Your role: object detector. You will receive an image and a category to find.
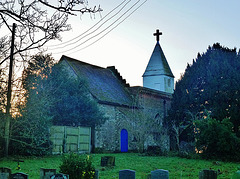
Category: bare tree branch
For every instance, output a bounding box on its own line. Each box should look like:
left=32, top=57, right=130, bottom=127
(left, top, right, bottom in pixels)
left=0, top=0, right=102, bottom=156
left=0, top=0, right=102, bottom=65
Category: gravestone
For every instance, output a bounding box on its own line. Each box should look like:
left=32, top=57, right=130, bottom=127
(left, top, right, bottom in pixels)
left=151, top=169, right=169, bottom=179
left=50, top=173, right=69, bottom=179
left=199, top=170, right=217, bottom=179
left=95, top=169, right=99, bottom=179
left=40, top=168, right=57, bottom=179
left=11, top=172, right=28, bottom=179
left=119, top=169, right=136, bottom=179
left=0, top=167, right=11, bottom=179
left=100, top=156, right=115, bottom=167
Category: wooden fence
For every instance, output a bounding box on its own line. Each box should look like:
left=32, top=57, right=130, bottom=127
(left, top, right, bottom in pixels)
left=50, top=126, right=91, bottom=154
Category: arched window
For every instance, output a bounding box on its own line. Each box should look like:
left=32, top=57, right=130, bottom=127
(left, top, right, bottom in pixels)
left=168, top=78, right=171, bottom=87
left=155, top=113, right=162, bottom=126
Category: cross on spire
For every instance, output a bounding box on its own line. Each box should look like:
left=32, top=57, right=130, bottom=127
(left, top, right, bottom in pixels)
left=153, top=29, right=162, bottom=42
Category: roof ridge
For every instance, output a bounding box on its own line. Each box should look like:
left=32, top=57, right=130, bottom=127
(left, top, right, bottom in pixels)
left=61, top=55, right=105, bottom=70
left=60, top=55, right=133, bottom=107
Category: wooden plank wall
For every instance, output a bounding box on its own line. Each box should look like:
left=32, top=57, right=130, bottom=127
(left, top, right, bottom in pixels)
left=50, top=126, right=91, bottom=154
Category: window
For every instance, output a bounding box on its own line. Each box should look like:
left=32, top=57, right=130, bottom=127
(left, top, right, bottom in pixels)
left=155, top=113, right=162, bottom=126
left=168, top=79, right=171, bottom=87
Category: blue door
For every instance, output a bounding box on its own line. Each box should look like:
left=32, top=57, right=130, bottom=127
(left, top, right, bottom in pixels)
left=121, top=129, right=128, bottom=152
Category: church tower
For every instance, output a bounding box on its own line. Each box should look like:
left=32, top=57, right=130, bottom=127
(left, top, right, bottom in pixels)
left=143, top=30, right=174, bottom=94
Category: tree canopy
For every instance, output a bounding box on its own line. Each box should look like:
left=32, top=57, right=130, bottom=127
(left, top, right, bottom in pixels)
left=0, top=0, right=102, bottom=156
left=194, top=116, right=240, bottom=161
left=9, top=54, right=106, bottom=155
left=168, top=43, right=240, bottom=159
left=170, top=43, right=240, bottom=131
left=0, top=0, right=101, bottom=64
left=9, top=54, right=54, bottom=155
left=48, top=62, right=106, bottom=127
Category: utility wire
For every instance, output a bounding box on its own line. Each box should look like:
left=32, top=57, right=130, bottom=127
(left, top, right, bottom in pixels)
left=47, top=0, right=130, bottom=49
left=0, top=1, right=129, bottom=65
left=52, top=0, right=143, bottom=55
left=66, top=0, right=148, bottom=54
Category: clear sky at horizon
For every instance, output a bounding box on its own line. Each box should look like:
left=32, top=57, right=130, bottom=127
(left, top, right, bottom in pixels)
left=48, top=0, right=240, bottom=87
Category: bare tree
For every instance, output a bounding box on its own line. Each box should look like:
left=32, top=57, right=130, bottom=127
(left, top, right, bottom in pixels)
left=0, top=0, right=102, bottom=64
left=169, top=111, right=199, bottom=151
left=129, top=109, right=166, bottom=153
left=0, top=0, right=102, bottom=156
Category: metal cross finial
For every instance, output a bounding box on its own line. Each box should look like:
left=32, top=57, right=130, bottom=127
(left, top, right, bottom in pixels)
left=153, top=29, right=162, bottom=42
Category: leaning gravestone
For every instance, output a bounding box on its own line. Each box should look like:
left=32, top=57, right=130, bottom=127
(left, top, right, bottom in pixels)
left=119, top=169, right=136, bottom=179
left=0, top=167, right=11, bottom=179
left=100, top=156, right=115, bottom=167
left=50, top=173, right=69, bottom=179
left=151, top=169, right=169, bottom=179
left=11, top=172, right=28, bottom=179
left=199, top=169, right=217, bottom=179
left=40, top=168, right=57, bottom=179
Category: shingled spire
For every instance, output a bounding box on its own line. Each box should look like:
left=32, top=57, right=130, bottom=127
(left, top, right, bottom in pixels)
left=143, top=30, right=174, bottom=93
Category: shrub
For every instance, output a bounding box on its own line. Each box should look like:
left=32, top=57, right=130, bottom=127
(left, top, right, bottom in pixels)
left=145, top=146, right=167, bottom=156
left=59, top=153, right=96, bottom=179
left=195, top=117, right=240, bottom=161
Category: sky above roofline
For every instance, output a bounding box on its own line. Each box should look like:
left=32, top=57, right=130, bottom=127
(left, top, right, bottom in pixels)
left=47, top=0, right=240, bottom=87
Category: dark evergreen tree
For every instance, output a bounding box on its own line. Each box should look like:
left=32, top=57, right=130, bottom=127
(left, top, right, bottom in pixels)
left=168, top=43, right=240, bottom=156
left=11, top=54, right=54, bottom=155
left=48, top=63, right=106, bottom=127
left=44, top=61, right=106, bottom=153
left=12, top=54, right=105, bottom=155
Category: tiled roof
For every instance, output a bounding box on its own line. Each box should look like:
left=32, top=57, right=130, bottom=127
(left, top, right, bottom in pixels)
left=60, top=55, right=133, bottom=107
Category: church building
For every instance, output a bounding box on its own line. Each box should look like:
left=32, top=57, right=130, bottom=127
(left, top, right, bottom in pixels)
left=59, top=30, right=174, bottom=152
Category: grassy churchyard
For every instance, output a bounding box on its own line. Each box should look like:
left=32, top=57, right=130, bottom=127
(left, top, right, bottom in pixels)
left=0, top=153, right=239, bottom=178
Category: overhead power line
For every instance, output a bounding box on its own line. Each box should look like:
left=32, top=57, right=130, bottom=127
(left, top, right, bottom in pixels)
left=47, top=0, right=130, bottom=50
left=51, top=0, right=141, bottom=54
left=50, top=0, right=147, bottom=55
left=68, top=0, right=148, bottom=54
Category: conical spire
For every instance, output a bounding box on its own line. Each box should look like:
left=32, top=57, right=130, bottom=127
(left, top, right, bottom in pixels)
left=142, top=30, right=174, bottom=93
left=143, top=42, right=174, bottom=78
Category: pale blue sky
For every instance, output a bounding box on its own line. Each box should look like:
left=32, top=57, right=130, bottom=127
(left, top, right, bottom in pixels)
left=49, top=0, right=240, bottom=86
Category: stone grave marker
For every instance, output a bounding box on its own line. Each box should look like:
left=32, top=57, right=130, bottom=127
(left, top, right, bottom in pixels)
left=40, top=168, right=57, bottom=179
left=119, top=169, right=136, bottom=179
left=100, top=156, right=115, bottom=167
left=95, top=169, right=99, bottom=179
left=0, top=167, right=11, bottom=179
left=199, top=169, right=217, bottom=179
left=11, top=172, right=28, bottom=179
left=151, top=169, right=169, bottom=179
left=50, top=173, right=69, bottom=179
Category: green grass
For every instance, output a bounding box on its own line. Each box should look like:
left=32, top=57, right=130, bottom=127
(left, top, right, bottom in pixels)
left=0, top=153, right=239, bottom=178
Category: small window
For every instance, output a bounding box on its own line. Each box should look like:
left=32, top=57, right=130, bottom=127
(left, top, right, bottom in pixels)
left=155, top=113, right=162, bottom=126
left=168, top=79, right=171, bottom=87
